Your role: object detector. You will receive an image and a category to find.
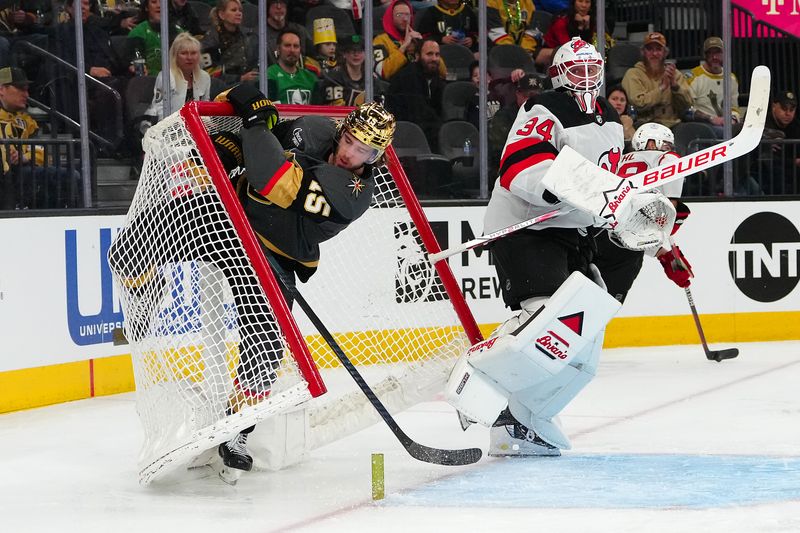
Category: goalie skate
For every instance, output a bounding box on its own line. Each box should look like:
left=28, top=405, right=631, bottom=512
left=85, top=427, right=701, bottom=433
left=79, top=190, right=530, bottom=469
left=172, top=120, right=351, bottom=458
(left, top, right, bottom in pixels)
left=489, top=423, right=561, bottom=457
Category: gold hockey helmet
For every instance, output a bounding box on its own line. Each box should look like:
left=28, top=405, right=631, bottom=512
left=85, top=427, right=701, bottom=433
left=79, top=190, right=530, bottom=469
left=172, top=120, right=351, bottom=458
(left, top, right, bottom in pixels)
left=340, top=101, right=396, bottom=162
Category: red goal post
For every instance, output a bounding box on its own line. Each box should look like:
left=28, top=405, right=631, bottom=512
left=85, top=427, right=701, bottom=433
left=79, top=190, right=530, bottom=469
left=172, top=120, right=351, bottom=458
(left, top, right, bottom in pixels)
left=112, top=101, right=482, bottom=484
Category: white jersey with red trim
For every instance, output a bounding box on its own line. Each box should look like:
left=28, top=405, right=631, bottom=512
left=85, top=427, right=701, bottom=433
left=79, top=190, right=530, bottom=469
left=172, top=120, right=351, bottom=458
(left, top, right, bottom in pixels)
left=484, top=90, right=624, bottom=234
left=616, top=150, right=683, bottom=198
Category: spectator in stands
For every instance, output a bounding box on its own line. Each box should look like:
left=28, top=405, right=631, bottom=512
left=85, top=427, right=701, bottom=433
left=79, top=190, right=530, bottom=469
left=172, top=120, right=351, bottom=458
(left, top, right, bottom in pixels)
left=128, top=0, right=186, bottom=76
left=142, top=33, right=210, bottom=127
left=267, top=28, right=319, bottom=104
left=386, top=37, right=445, bottom=150
left=52, top=0, right=132, bottom=147
left=373, top=0, right=423, bottom=80
left=304, top=17, right=339, bottom=79
left=416, top=0, right=479, bottom=54
left=534, top=0, right=569, bottom=12
left=170, top=0, right=204, bottom=36
left=325, top=0, right=364, bottom=33
left=683, top=36, right=741, bottom=137
left=606, top=84, right=635, bottom=141
left=759, top=90, right=800, bottom=195
left=319, top=34, right=387, bottom=106
left=92, top=0, right=138, bottom=37
left=201, top=0, right=258, bottom=86
left=0, top=0, right=49, bottom=83
left=487, top=73, right=541, bottom=176
left=621, top=32, right=692, bottom=129
left=487, top=0, right=540, bottom=60
left=464, top=60, right=502, bottom=129
left=0, top=67, right=80, bottom=209
left=287, top=0, right=321, bottom=26
left=536, top=0, right=612, bottom=68
left=266, top=0, right=308, bottom=63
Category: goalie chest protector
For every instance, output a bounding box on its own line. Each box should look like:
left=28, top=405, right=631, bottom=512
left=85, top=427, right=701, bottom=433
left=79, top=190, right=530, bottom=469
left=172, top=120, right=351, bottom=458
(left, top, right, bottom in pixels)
left=522, top=90, right=624, bottom=174
left=486, top=90, right=624, bottom=233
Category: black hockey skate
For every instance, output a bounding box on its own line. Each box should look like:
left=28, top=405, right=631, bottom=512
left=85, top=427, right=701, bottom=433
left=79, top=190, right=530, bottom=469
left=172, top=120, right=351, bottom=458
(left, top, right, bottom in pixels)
left=217, top=429, right=253, bottom=484
left=489, top=408, right=560, bottom=457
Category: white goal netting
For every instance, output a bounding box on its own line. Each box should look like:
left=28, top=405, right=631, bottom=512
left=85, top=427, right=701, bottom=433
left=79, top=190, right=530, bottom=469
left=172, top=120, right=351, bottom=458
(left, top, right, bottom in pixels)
left=109, top=103, right=478, bottom=484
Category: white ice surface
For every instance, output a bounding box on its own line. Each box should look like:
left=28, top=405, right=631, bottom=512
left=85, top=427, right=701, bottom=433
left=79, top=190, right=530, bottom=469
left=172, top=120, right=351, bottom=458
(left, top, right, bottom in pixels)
left=2, top=341, right=800, bottom=533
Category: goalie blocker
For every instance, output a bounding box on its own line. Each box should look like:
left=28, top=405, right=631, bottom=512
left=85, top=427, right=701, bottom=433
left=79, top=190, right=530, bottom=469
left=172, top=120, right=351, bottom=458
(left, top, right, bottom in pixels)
left=445, top=271, right=620, bottom=449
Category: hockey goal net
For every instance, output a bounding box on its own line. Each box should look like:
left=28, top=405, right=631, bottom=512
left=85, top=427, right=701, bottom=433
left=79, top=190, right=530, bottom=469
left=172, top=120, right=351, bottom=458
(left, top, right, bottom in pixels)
left=110, top=102, right=481, bottom=484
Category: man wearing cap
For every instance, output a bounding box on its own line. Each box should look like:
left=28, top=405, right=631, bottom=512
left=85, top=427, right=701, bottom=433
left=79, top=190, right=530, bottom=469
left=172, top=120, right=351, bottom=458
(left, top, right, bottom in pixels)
left=760, top=90, right=800, bottom=194
left=684, top=36, right=741, bottom=135
left=621, top=32, right=693, bottom=128
left=320, top=35, right=388, bottom=106
left=0, top=67, right=79, bottom=209
left=305, top=17, right=338, bottom=79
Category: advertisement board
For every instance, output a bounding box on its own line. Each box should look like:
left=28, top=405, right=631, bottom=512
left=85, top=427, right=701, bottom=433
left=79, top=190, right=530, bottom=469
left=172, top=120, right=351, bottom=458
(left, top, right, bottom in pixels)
left=1, top=201, right=799, bottom=376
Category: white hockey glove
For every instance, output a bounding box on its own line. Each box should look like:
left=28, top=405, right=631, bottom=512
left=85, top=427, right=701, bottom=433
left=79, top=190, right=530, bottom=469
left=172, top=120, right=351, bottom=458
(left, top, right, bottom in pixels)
left=609, top=190, right=676, bottom=251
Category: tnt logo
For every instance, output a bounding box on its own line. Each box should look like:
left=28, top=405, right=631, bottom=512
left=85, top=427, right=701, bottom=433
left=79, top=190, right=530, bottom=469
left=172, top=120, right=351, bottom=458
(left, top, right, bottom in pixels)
left=728, top=212, right=800, bottom=302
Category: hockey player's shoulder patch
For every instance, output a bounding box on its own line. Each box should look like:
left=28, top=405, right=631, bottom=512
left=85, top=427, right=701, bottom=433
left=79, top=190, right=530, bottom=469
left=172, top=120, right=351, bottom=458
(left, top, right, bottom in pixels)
left=274, top=116, right=336, bottom=160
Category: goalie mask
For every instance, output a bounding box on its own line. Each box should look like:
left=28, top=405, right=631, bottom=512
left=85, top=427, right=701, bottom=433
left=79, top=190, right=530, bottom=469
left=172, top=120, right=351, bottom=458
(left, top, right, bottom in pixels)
left=338, top=101, right=396, bottom=163
left=548, top=38, right=605, bottom=114
left=631, top=122, right=675, bottom=152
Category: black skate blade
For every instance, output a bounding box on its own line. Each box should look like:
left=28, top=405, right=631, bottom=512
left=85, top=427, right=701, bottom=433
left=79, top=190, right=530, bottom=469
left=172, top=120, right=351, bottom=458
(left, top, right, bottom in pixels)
left=708, top=348, right=739, bottom=362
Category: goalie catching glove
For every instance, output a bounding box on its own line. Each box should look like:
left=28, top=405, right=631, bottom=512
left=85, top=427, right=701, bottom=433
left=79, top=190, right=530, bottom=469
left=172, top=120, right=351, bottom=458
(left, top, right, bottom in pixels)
left=609, top=190, right=676, bottom=251
left=658, top=244, right=693, bottom=288
left=217, top=84, right=279, bottom=130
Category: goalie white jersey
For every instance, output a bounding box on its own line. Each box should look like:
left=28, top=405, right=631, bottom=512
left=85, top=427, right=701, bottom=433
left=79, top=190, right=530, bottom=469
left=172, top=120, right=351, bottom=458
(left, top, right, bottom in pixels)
left=484, top=90, right=624, bottom=234
left=616, top=150, right=684, bottom=198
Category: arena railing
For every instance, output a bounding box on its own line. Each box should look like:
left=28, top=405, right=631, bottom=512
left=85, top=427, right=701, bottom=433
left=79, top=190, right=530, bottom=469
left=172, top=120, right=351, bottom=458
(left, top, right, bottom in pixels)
left=0, top=138, right=91, bottom=211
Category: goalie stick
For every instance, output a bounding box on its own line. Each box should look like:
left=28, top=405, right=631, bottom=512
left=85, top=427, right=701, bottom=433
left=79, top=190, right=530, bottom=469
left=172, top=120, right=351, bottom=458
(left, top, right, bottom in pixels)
left=430, top=65, right=771, bottom=263
left=265, top=254, right=483, bottom=467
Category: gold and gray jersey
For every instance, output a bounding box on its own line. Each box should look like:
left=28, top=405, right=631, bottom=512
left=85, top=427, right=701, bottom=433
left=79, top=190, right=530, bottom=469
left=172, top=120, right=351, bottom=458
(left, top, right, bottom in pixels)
left=484, top=90, right=624, bottom=234
left=239, top=119, right=374, bottom=278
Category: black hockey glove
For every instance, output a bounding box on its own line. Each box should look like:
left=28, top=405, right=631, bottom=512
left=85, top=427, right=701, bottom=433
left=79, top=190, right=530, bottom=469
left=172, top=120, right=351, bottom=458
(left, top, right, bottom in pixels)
left=224, top=84, right=279, bottom=129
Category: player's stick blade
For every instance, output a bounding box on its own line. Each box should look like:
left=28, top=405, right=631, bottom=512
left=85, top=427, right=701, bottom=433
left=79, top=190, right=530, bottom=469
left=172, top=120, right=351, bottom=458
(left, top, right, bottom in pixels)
left=406, top=442, right=482, bottom=466
left=708, top=348, right=739, bottom=362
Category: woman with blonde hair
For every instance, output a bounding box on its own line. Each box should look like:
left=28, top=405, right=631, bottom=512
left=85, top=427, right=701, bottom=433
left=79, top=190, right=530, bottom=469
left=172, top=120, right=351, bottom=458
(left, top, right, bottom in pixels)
left=143, top=33, right=211, bottom=126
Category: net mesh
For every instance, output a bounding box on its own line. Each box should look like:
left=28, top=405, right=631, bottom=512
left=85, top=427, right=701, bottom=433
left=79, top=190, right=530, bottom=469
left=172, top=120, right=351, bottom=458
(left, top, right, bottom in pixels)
left=110, top=106, right=473, bottom=483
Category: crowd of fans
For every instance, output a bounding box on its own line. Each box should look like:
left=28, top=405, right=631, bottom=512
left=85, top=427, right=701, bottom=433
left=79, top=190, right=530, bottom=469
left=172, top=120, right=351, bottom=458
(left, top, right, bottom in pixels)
left=0, top=0, right=797, bottom=208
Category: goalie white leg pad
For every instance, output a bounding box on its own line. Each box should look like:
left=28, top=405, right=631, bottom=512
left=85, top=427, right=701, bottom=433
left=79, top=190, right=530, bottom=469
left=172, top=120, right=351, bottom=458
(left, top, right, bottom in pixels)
left=508, top=329, right=606, bottom=450
left=444, top=350, right=511, bottom=427
left=445, top=272, right=619, bottom=427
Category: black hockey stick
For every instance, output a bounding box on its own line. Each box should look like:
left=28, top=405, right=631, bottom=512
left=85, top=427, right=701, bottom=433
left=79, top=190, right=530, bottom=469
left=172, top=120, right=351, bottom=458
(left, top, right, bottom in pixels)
left=265, top=254, right=482, bottom=466
left=685, top=286, right=739, bottom=362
